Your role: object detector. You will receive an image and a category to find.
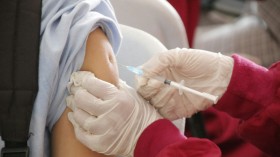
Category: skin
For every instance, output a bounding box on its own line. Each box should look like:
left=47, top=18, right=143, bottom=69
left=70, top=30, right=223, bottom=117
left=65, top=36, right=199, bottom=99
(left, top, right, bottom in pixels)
left=51, top=28, right=118, bottom=157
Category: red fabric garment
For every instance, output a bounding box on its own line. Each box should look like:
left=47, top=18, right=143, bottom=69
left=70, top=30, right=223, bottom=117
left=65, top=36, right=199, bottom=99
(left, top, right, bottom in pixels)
left=134, top=119, right=221, bottom=157
left=215, top=55, right=280, bottom=157
left=200, top=108, right=270, bottom=157
left=167, top=0, right=200, bottom=48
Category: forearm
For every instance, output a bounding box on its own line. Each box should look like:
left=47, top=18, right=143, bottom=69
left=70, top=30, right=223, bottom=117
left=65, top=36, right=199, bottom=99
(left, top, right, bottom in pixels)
left=215, top=55, right=280, bottom=156
left=52, top=28, right=118, bottom=157
left=215, top=54, right=280, bottom=120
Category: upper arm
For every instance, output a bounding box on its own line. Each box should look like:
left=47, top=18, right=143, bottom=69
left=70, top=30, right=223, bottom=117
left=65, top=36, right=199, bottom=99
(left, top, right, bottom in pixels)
left=80, top=28, right=119, bottom=85
left=51, top=28, right=118, bottom=157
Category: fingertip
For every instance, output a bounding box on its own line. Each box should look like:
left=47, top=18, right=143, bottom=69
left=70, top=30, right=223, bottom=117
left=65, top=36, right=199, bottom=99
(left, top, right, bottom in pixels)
left=68, top=112, right=73, bottom=121
left=66, top=95, right=76, bottom=111
left=68, top=112, right=78, bottom=128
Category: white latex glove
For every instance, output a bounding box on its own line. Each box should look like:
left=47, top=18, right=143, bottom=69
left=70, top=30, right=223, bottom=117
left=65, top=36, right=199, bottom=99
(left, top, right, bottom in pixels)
left=137, top=48, right=233, bottom=120
left=66, top=71, right=162, bottom=157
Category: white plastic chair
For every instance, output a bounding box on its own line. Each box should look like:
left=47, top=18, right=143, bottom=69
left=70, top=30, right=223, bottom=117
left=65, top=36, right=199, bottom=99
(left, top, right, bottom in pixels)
left=116, top=24, right=185, bottom=133
left=111, top=0, right=189, bottom=49
left=116, top=25, right=166, bottom=86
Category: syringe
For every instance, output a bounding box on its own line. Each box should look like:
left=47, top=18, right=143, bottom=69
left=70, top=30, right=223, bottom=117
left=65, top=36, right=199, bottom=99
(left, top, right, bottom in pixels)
left=122, top=65, right=218, bottom=104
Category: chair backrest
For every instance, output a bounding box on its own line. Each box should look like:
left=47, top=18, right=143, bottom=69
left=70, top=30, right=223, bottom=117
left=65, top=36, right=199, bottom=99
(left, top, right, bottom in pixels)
left=116, top=24, right=186, bottom=133
left=116, top=25, right=166, bottom=86
left=111, top=0, right=189, bottom=49
left=0, top=0, right=41, bottom=155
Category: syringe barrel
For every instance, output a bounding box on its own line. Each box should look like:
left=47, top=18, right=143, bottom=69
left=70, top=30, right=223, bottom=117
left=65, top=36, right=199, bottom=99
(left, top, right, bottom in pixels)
left=170, top=81, right=218, bottom=104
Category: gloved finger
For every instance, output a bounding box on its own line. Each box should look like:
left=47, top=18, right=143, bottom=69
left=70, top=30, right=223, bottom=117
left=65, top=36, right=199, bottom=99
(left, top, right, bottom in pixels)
left=72, top=108, right=115, bottom=135
left=137, top=77, right=164, bottom=100
left=68, top=71, right=93, bottom=94
left=141, top=48, right=180, bottom=78
left=71, top=108, right=96, bottom=131
left=150, top=86, right=177, bottom=108
left=68, top=113, right=101, bottom=151
left=73, top=88, right=115, bottom=116
left=68, top=112, right=83, bottom=130
left=66, top=95, right=76, bottom=111
left=157, top=98, right=181, bottom=120
left=69, top=71, right=118, bottom=100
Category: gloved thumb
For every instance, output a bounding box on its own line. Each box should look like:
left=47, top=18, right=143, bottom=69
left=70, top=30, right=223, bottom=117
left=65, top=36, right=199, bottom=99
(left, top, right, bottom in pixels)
left=136, top=48, right=180, bottom=97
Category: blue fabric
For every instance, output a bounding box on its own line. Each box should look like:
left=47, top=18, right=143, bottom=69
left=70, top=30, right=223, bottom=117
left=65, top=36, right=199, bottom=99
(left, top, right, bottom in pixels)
left=27, top=0, right=122, bottom=156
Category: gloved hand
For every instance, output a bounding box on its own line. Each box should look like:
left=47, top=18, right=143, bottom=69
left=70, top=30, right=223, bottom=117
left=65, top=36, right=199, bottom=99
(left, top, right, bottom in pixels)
left=66, top=71, right=162, bottom=157
left=137, top=48, right=234, bottom=120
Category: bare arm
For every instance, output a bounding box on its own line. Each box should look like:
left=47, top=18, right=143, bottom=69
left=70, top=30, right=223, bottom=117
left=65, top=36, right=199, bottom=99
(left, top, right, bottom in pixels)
left=51, top=28, right=118, bottom=157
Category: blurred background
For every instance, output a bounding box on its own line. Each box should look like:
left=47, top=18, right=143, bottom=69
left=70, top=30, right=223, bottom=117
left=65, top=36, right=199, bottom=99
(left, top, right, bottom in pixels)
left=168, top=0, right=280, bottom=68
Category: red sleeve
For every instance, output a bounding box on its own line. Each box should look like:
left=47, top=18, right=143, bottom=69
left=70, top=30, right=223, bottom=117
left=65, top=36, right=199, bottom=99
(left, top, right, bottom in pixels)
left=215, top=54, right=280, bottom=156
left=134, top=119, right=221, bottom=157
